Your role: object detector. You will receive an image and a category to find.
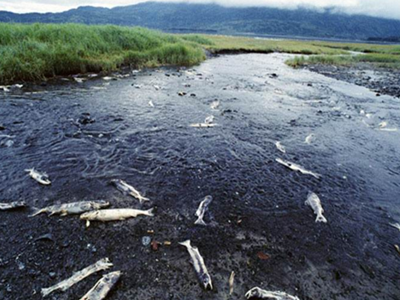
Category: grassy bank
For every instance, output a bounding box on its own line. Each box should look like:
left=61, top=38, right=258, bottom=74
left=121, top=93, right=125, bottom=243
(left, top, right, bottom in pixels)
left=0, top=23, right=206, bottom=84
left=192, top=34, right=400, bottom=69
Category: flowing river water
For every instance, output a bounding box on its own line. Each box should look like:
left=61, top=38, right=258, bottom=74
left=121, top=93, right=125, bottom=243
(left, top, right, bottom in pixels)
left=0, top=53, right=399, bottom=299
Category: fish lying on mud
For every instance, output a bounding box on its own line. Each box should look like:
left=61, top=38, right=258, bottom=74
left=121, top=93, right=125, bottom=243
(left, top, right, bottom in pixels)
left=80, top=208, right=154, bottom=227
left=111, top=179, right=150, bottom=203
left=195, top=195, right=213, bottom=226
left=0, top=201, right=26, bottom=210
left=31, top=201, right=110, bottom=217
left=42, top=258, right=113, bottom=297
left=25, top=168, right=51, bottom=185
left=276, top=158, right=321, bottom=179
left=305, top=134, right=315, bottom=144
left=305, top=192, right=327, bottom=223
left=229, top=271, right=235, bottom=295
left=179, top=240, right=213, bottom=290
left=390, top=223, right=400, bottom=231
left=245, top=287, right=300, bottom=300
left=80, top=271, right=121, bottom=300
left=275, top=142, right=286, bottom=154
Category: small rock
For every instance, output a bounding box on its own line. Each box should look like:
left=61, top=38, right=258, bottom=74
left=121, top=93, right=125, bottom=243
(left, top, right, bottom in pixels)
left=49, top=272, right=56, bottom=279
left=178, top=92, right=187, bottom=96
left=0, top=125, right=5, bottom=131
left=151, top=241, right=160, bottom=251
left=142, top=236, right=151, bottom=246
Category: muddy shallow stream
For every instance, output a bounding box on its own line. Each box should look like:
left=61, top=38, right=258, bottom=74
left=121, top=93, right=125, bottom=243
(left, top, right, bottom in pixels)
left=0, top=53, right=399, bottom=300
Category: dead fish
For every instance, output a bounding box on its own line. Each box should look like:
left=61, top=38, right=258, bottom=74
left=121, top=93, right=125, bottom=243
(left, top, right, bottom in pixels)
left=390, top=223, right=400, bottom=231
left=80, top=208, right=154, bottom=227
left=195, top=195, right=213, bottom=226
left=229, top=271, right=235, bottom=295
left=179, top=240, right=213, bottom=290
left=25, top=168, right=51, bottom=185
left=205, top=116, right=214, bottom=124
left=276, top=158, right=321, bottom=179
left=0, top=201, right=26, bottom=211
left=80, top=271, right=121, bottom=300
left=111, top=179, right=149, bottom=203
left=275, top=142, right=286, bottom=154
left=245, top=287, right=300, bottom=300
left=31, top=200, right=110, bottom=217
left=210, top=100, right=220, bottom=110
left=190, top=123, right=216, bottom=128
left=42, top=258, right=113, bottom=297
left=305, top=192, right=327, bottom=223
left=305, top=134, right=315, bottom=144
left=148, top=101, right=155, bottom=107
left=74, top=78, right=85, bottom=84
left=380, top=128, right=398, bottom=132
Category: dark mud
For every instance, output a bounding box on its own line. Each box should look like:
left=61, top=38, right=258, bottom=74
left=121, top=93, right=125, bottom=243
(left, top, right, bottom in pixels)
left=0, top=53, right=399, bottom=300
left=306, top=63, right=400, bottom=99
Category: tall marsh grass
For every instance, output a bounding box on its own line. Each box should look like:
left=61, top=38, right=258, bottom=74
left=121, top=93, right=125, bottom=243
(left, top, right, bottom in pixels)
left=0, top=23, right=207, bottom=84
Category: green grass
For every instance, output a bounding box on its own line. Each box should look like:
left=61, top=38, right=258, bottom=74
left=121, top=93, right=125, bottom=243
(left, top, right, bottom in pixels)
left=0, top=23, right=206, bottom=84
left=1, top=23, right=400, bottom=84
left=286, top=53, right=400, bottom=69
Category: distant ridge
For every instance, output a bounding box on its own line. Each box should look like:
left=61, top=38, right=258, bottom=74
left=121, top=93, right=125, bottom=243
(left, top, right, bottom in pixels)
left=1, top=2, right=400, bottom=41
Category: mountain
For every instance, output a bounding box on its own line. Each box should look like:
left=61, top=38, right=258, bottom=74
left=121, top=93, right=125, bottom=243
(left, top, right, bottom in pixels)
left=1, top=2, right=400, bottom=41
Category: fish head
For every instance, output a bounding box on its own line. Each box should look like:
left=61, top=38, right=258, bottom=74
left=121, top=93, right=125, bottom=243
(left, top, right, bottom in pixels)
left=109, top=179, right=121, bottom=186
left=104, top=271, right=122, bottom=285
left=200, top=273, right=213, bottom=290
left=245, top=287, right=263, bottom=299
left=80, top=211, right=96, bottom=219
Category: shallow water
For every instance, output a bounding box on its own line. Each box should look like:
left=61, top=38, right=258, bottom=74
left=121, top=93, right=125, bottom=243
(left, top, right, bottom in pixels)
left=0, top=53, right=399, bottom=300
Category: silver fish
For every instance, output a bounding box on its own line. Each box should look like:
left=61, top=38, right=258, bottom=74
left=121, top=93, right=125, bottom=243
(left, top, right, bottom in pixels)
left=25, top=168, right=51, bottom=185
left=390, top=223, right=400, bottom=231
left=229, top=271, right=235, bottom=295
left=305, top=192, right=327, bottom=223
left=210, top=100, right=220, bottom=110
left=190, top=123, right=216, bottom=128
left=179, top=240, right=213, bottom=290
left=205, top=116, right=214, bottom=124
left=80, top=208, right=154, bottom=227
left=245, top=287, right=300, bottom=300
left=276, top=158, right=321, bottom=179
left=111, top=179, right=150, bottom=203
left=195, top=195, right=213, bottom=226
left=275, top=142, right=286, bottom=154
left=42, top=258, right=113, bottom=297
left=0, top=201, right=26, bottom=211
left=31, top=201, right=110, bottom=217
left=80, top=271, right=121, bottom=300
left=305, top=134, right=315, bottom=144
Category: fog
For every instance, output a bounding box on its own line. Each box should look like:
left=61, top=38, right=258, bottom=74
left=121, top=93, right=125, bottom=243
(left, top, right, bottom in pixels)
left=1, top=0, right=400, bottom=20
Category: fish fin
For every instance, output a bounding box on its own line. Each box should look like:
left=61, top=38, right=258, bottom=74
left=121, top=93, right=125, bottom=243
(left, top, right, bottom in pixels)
left=145, top=208, right=154, bottom=217
left=139, top=196, right=150, bottom=204
left=194, top=218, right=207, bottom=226
left=179, top=240, right=191, bottom=248
left=29, top=208, right=45, bottom=217
left=60, top=211, right=68, bottom=217
left=316, top=214, right=327, bottom=223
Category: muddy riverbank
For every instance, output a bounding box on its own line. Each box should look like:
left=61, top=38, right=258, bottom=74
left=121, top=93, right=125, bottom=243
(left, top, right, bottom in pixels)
left=304, top=63, right=400, bottom=99
left=0, top=53, right=399, bottom=300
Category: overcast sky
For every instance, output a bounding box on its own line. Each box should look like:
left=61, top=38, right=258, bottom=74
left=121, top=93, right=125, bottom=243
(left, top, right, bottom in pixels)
left=1, top=0, right=400, bottom=20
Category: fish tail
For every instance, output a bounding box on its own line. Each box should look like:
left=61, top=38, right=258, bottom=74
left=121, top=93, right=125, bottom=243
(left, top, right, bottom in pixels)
left=139, top=196, right=150, bottom=204
left=145, top=208, right=154, bottom=217
left=316, top=214, right=327, bottom=223
left=194, top=217, right=207, bottom=226
left=179, top=240, right=191, bottom=248
left=29, top=208, right=45, bottom=217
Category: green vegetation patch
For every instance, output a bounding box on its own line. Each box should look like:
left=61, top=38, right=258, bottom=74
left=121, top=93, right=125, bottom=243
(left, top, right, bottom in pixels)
left=0, top=23, right=206, bottom=84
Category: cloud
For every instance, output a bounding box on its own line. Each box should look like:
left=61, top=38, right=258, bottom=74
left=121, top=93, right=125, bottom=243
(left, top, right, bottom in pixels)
left=1, top=0, right=400, bottom=20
